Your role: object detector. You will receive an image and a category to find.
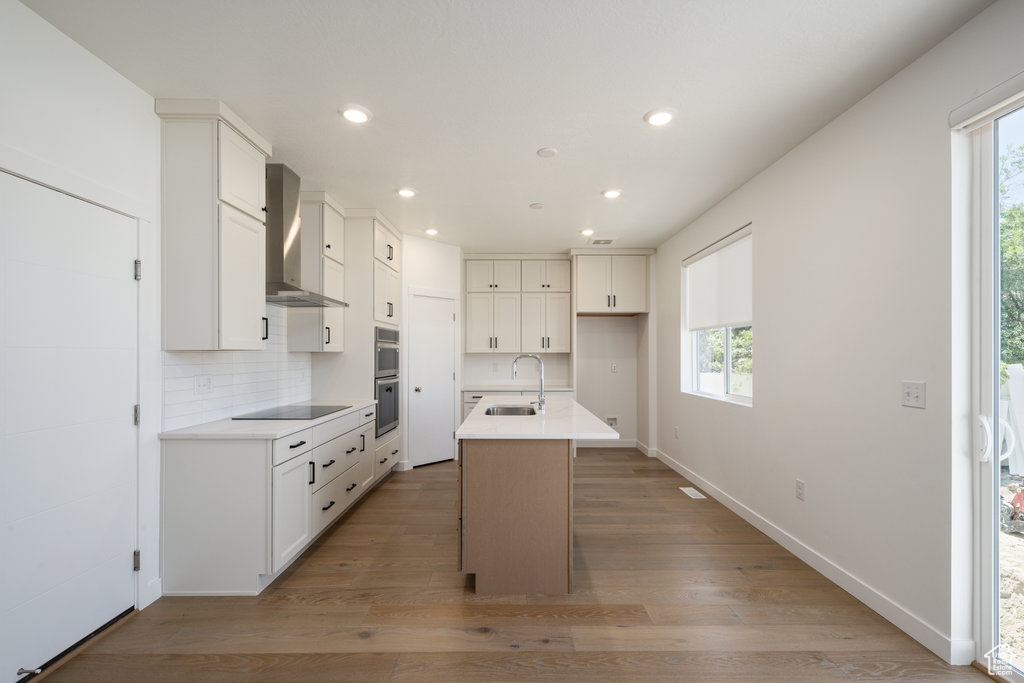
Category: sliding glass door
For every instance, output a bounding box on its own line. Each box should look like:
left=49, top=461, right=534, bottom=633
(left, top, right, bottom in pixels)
left=979, top=104, right=1024, bottom=679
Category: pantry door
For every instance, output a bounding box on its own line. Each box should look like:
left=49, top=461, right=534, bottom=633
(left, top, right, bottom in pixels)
left=408, top=294, right=457, bottom=466
left=0, top=171, right=138, bottom=680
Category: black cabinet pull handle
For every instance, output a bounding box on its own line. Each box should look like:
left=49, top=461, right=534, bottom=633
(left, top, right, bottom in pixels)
left=325, top=326, right=331, bottom=344
left=325, top=243, right=331, bottom=249
left=308, top=461, right=315, bottom=485
left=364, top=411, right=374, bottom=417
left=346, top=483, right=357, bottom=492
left=379, top=458, right=388, bottom=464
left=613, top=294, right=617, bottom=307
left=391, top=449, right=399, bottom=455
left=322, top=459, right=336, bottom=468
left=471, top=395, right=483, bottom=399
left=494, top=336, right=498, bottom=349
left=607, top=295, right=610, bottom=307
left=546, top=336, right=550, bottom=348
left=290, top=440, right=307, bottom=449
left=261, top=206, right=267, bottom=212
left=360, top=434, right=366, bottom=452
left=488, top=337, right=492, bottom=349
left=388, top=244, right=393, bottom=260
left=322, top=500, right=335, bottom=511
left=346, top=447, right=357, bottom=454
left=541, top=336, right=545, bottom=348
left=262, top=316, right=269, bottom=341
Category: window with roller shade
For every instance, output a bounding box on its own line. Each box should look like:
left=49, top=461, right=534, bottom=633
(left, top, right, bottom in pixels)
left=683, top=228, right=752, bottom=401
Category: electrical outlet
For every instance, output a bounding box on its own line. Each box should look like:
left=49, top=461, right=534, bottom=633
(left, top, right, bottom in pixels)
left=901, top=380, right=926, bottom=409
left=611, top=362, right=618, bottom=373
left=795, top=479, right=806, bottom=502
left=606, top=416, right=618, bottom=427
left=674, top=426, right=679, bottom=439
left=194, top=374, right=213, bottom=395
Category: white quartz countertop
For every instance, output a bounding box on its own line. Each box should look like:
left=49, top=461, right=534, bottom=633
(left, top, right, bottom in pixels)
left=462, top=385, right=574, bottom=393
left=159, top=399, right=376, bottom=440
left=456, top=394, right=619, bottom=440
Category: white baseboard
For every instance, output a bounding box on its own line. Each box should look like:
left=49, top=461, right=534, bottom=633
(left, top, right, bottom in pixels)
left=576, top=438, right=636, bottom=449
left=651, top=448, right=973, bottom=665
left=636, top=440, right=651, bottom=456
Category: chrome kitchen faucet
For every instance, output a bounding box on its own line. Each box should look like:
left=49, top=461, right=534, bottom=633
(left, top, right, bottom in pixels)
left=512, top=354, right=545, bottom=413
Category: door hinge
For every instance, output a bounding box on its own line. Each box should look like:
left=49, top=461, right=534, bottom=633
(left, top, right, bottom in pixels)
left=133, top=549, right=141, bottom=572
left=134, top=259, right=142, bottom=280
left=133, top=404, right=140, bottom=426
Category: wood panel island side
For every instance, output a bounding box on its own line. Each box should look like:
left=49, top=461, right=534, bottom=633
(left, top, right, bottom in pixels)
left=455, top=394, right=618, bottom=594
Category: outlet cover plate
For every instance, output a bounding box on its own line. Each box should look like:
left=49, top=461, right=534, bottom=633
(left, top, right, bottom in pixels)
left=901, top=380, right=926, bottom=409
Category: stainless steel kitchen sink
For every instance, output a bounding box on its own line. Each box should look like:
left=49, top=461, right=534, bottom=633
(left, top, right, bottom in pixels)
left=484, top=405, right=536, bottom=416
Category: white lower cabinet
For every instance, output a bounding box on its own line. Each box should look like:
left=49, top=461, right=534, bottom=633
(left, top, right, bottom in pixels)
left=374, top=431, right=401, bottom=480
left=162, top=403, right=380, bottom=595
left=272, top=453, right=313, bottom=572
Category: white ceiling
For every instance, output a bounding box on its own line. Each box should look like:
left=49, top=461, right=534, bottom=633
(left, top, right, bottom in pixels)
left=23, top=0, right=992, bottom=252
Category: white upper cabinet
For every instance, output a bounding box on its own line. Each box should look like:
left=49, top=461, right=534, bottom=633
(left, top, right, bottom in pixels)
left=218, top=204, right=267, bottom=349
left=465, top=292, right=520, bottom=353
left=521, top=292, right=570, bottom=353
left=374, top=259, right=400, bottom=324
left=218, top=122, right=267, bottom=221
left=322, top=204, right=345, bottom=262
left=289, top=195, right=346, bottom=353
left=374, top=221, right=401, bottom=272
left=466, top=260, right=520, bottom=292
left=158, top=101, right=272, bottom=350
left=575, top=255, right=648, bottom=314
left=522, top=260, right=570, bottom=292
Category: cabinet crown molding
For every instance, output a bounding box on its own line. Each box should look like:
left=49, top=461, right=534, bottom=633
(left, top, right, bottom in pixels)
left=155, top=99, right=272, bottom=156
left=299, top=191, right=346, bottom=216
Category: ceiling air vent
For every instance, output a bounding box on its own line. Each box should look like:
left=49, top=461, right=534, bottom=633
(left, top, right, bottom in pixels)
left=591, top=239, right=614, bottom=245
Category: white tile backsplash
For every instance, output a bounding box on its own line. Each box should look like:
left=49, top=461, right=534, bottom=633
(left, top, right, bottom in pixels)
left=162, top=306, right=312, bottom=430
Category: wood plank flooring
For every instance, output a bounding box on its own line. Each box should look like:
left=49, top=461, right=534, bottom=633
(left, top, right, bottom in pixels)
left=45, top=448, right=988, bottom=681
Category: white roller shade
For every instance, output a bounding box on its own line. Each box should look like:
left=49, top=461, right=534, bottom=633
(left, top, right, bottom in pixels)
left=685, top=234, right=752, bottom=331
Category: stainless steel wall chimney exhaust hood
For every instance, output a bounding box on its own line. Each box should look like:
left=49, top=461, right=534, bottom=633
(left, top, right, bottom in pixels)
left=265, top=164, right=348, bottom=308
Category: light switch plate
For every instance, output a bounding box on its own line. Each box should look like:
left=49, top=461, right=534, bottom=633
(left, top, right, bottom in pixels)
left=901, top=380, right=926, bottom=409
left=194, top=374, right=213, bottom=395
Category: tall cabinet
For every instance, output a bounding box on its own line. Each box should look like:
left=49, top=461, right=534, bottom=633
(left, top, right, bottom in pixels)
left=157, top=99, right=272, bottom=350
left=311, top=210, right=403, bottom=474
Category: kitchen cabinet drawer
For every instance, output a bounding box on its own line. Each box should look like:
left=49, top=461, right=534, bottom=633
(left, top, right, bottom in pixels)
left=374, top=433, right=400, bottom=480
left=311, top=453, right=372, bottom=535
left=312, top=411, right=360, bottom=445
left=357, top=405, right=376, bottom=427
left=273, top=428, right=314, bottom=465
left=310, top=432, right=360, bottom=492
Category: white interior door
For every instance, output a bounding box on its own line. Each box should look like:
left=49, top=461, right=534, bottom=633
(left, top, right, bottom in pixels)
left=0, top=171, right=138, bottom=680
left=408, top=295, right=456, bottom=467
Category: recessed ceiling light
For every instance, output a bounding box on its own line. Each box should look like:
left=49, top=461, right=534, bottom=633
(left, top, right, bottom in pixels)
left=643, top=107, right=676, bottom=126
left=340, top=105, right=372, bottom=123
left=529, top=202, right=545, bottom=210
left=602, top=189, right=622, bottom=199
left=581, top=229, right=594, bottom=236
left=425, top=228, right=438, bottom=236
left=536, top=147, right=558, bottom=158
left=397, top=188, right=416, bottom=198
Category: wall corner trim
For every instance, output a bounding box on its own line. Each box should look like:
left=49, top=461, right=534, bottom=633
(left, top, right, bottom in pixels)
left=651, top=447, right=973, bottom=665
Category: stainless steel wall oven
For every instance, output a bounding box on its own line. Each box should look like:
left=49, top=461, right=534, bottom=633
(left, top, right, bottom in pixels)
left=374, top=327, right=399, bottom=437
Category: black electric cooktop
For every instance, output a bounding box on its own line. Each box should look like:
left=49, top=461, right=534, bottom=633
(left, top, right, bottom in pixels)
left=232, top=404, right=351, bottom=420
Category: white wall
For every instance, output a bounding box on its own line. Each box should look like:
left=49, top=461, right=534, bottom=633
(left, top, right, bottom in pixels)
left=577, top=317, right=639, bottom=446
left=653, top=0, right=1024, bottom=664
left=463, top=354, right=572, bottom=388
left=0, top=0, right=162, bottom=607
left=162, top=307, right=312, bottom=430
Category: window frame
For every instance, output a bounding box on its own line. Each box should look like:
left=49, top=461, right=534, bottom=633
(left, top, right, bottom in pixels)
left=690, top=325, right=753, bottom=405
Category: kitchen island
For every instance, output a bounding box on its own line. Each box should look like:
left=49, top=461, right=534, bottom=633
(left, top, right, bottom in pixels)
left=456, top=393, right=618, bottom=594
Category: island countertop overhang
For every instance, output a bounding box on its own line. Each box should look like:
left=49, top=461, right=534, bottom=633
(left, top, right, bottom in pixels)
left=456, top=394, right=619, bottom=440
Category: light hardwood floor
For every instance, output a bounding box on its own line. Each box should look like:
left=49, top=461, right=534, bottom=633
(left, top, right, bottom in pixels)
left=47, top=448, right=989, bottom=681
